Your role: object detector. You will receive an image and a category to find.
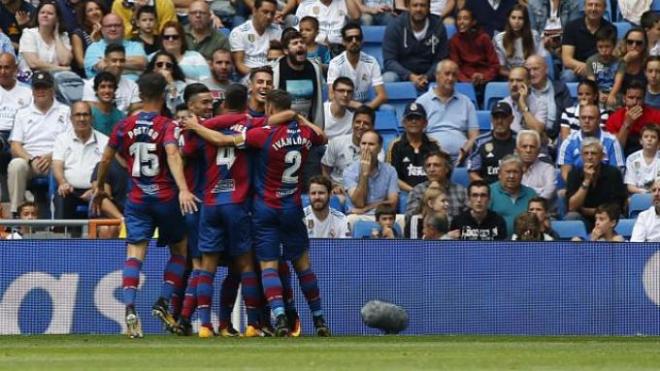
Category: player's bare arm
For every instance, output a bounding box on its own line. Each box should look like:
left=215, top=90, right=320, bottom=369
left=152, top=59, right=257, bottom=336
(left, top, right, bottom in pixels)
left=165, top=143, right=200, bottom=214
left=296, top=113, right=328, bottom=144
left=181, top=114, right=239, bottom=147
left=92, top=145, right=117, bottom=215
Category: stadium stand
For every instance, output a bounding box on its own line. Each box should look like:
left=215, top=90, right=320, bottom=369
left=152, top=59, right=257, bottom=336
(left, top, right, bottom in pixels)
left=614, top=22, right=633, bottom=40
left=377, top=82, right=418, bottom=122
left=483, top=82, right=509, bottom=110
left=450, top=167, right=470, bottom=188
left=455, top=83, right=479, bottom=108
left=551, top=220, right=589, bottom=241
left=353, top=220, right=381, bottom=238
left=615, top=218, right=636, bottom=240
left=476, top=110, right=491, bottom=133
left=629, top=193, right=653, bottom=218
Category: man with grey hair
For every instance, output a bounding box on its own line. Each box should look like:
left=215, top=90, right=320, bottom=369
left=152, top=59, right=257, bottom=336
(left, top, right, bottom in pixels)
left=516, top=129, right=556, bottom=200
left=631, top=179, right=660, bottom=242
left=488, top=154, right=538, bottom=235
left=565, top=137, right=626, bottom=229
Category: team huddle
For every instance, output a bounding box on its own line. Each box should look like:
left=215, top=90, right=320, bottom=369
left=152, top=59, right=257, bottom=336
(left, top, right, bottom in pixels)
left=92, top=70, right=329, bottom=338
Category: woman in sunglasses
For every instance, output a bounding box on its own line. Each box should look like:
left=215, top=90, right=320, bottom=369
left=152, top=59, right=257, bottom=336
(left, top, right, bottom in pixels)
left=158, top=21, right=211, bottom=82
left=144, top=50, right=187, bottom=114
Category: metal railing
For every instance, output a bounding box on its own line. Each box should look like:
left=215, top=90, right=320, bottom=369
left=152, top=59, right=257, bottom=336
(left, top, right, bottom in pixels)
left=0, top=219, right=121, bottom=239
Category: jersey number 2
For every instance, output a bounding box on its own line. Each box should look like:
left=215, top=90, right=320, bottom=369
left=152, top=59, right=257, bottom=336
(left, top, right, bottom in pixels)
left=129, top=143, right=160, bottom=177
left=282, top=150, right=301, bottom=184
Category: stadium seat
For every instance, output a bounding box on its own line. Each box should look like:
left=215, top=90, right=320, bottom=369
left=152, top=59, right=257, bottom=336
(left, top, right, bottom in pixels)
left=362, top=26, right=386, bottom=44
left=566, top=82, right=578, bottom=105
left=363, top=45, right=384, bottom=68
left=614, top=22, right=632, bottom=40
left=451, top=167, right=470, bottom=188
left=381, top=131, right=398, bottom=152
left=615, top=218, right=635, bottom=240
left=629, top=193, right=652, bottom=218
left=379, top=82, right=419, bottom=121
left=375, top=110, right=399, bottom=132
left=353, top=220, right=381, bottom=238
left=654, top=0, right=660, bottom=11
left=455, top=83, right=479, bottom=108
left=398, top=191, right=408, bottom=213
left=476, top=110, right=491, bottom=133
left=483, top=82, right=509, bottom=110
left=551, top=220, right=588, bottom=240
left=445, top=23, right=456, bottom=39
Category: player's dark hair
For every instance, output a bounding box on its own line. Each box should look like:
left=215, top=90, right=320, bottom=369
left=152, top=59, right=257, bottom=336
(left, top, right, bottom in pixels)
left=136, top=5, right=155, bottom=20
left=625, top=79, right=647, bottom=94
left=183, top=83, right=210, bottom=104
left=255, top=0, right=277, bottom=10
left=424, top=150, right=453, bottom=179
left=175, top=103, right=188, bottom=113
left=266, top=89, right=291, bottom=111
left=528, top=196, right=549, bottom=212
left=353, top=105, right=375, bottom=127
left=224, top=83, right=248, bottom=111
left=341, top=21, right=362, bottom=40
left=309, top=175, right=332, bottom=194
left=18, top=201, right=38, bottom=216
left=360, top=129, right=383, bottom=146
left=249, top=65, right=273, bottom=81
left=137, top=72, right=167, bottom=101
left=281, top=29, right=303, bottom=48
left=93, top=71, right=117, bottom=91
left=104, top=43, right=125, bottom=56
left=595, top=203, right=621, bottom=224
left=332, top=76, right=354, bottom=91
left=375, top=204, right=396, bottom=221
left=299, top=16, right=319, bottom=32
left=468, top=180, right=490, bottom=198
left=641, top=10, right=660, bottom=30
left=595, top=25, right=617, bottom=44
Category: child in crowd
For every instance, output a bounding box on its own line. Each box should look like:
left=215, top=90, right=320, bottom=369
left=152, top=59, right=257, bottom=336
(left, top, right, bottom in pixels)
left=624, top=125, right=660, bottom=194
left=406, top=183, right=450, bottom=239
left=589, top=204, right=625, bottom=242
left=131, top=6, right=158, bottom=55
left=6, top=202, right=39, bottom=239
left=641, top=10, right=660, bottom=56
left=371, top=204, right=400, bottom=239
left=267, top=39, right=285, bottom=63
left=645, top=56, right=660, bottom=108
left=586, top=26, right=621, bottom=108
left=299, top=16, right=331, bottom=69
left=511, top=212, right=552, bottom=241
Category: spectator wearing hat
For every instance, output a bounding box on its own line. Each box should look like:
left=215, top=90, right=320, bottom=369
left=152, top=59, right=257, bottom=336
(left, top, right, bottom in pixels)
left=386, top=102, right=440, bottom=192
left=8, top=71, right=70, bottom=214
left=468, top=101, right=517, bottom=184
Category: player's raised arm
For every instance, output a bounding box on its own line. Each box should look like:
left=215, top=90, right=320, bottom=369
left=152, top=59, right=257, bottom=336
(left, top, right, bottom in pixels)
left=181, top=114, right=243, bottom=147
left=297, top=113, right=328, bottom=145
left=165, top=142, right=199, bottom=214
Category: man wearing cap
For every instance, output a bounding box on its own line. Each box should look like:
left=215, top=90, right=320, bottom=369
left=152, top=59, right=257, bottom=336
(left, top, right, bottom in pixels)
left=386, top=102, right=441, bottom=192
left=9, top=71, right=71, bottom=215
left=468, top=101, right=517, bottom=184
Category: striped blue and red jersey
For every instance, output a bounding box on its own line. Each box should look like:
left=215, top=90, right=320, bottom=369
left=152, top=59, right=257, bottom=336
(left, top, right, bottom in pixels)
left=108, top=111, right=179, bottom=204
left=178, top=127, right=206, bottom=199
left=201, top=112, right=265, bottom=205
left=245, top=120, right=323, bottom=209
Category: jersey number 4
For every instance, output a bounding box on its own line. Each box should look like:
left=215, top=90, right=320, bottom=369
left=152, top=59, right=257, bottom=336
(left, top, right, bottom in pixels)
left=129, top=143, right=160, bottom=177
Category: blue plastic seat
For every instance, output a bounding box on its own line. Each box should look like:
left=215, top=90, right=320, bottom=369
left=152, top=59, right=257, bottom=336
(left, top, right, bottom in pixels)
left=375, top=110, right=399, bottom=132
left=380, top=131, right=398, bottom=152
left=653, top=0, right=660, bottom=11
left=451, top=167, right=470, bottom=188
left=398, top=192, right=408, bottom=213
left=614, top=22, right=632, bottom=40
left=445, top=24, right=456, bottom=39
left=302, top=194, right=345, bottom=213
left=629, top=193, right=652, bottom=218
left=476, top=110, right=491, bottom=133
left=615, top=218, right=635, bottom=240
left=551, top=220, right=589, bottom=240
left=379, top=82, right=418, bottom=122
left=362, top=26, right=386, bottom=44
left=363, top=45, right=383, bottom=68
left=566, top=82, right=578, bottom=105
left=545, top=53, right=555, bottom=81
left=353, top=220, right=381, bottom=238
left=455, top=82, right=478, bottom=108
left=483, top=82, right=509, bottom=110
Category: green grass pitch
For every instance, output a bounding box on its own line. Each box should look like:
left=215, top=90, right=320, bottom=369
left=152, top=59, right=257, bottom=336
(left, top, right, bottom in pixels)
left=2, top=335, right=660, bottom=370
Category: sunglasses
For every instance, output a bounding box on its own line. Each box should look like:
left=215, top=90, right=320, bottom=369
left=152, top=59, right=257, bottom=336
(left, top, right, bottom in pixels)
left=162, top=34, right=180, bottom=41
left=156, top=61, right=173, bottom=69
left=626, top=39, right=644, bottom=46
left=343, top=35, right=362, bottom=42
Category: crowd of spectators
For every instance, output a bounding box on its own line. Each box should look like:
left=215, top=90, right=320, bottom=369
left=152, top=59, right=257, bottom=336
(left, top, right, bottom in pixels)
left=1, top=0, right=660, bottom=242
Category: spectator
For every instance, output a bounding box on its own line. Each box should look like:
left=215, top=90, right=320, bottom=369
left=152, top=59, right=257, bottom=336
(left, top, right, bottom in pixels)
left=641, top=10, right=660, bottom=56
left=0, top=30, right=12, bottom=55
left=405, top=150, right=467, bottom=222
left=527, top=0, right=580, bottom=58
left=605, top=80, right=660, bottom=156
left=344, top=130, right=399, bottom=225
left=517, top=129, right=555, bottom=200
left=488, top=154, right=537, bottom=235
left=511, top=212, right=552, bottom=240
left=129, top=5, right=158, bottom=55
left=370, top=204, right=400, bottom=238
left=382, top=0, right=448, bottom=90
left=465, top=0, right=517, bottom=37
left=582, top=203, right=624, bottom=241
left=82, top=43, right=141, bottom=114
left=294, top=0, right=361, bottom=49
left=0, top=53, right=32, bottom=150
left=560, top=0, right=614, bottom=82
left=0, top=0, right=34, bottom=51
left=145, top=50, right=188, bottom=114
left=525, top=54, right=572, bottom=140
left=266, top=39, right=284, bottom=62
left=450, top=179, right=507, bottom=240
left=565, top=138, right=626, bottom=229
left=304, top=175, right=350, bottom=238
left=327, top=22, right=387, bottom=109
left=359, top=0, right=395, bottom=26
left=559, top=79, right=609, bottom=140
left=386, top=102, right=441, bottom=192
left=8, top=71, right=70, bottom=214
left=6, top=201, right=38, bottom=239
left=493, top=4, right=545, bottom=78
left=52, top=101, right=108, bottom=221
left=448, top=7, right=499, bottom=93
left=612, top=28, right=649, bottom=103
left=501, top=66, right=548, bottom=135
left=246, top=65, right=274, bottom=116
left=84, top=13, right=147, bottom=80
left=631, top=178, right=660, bottom=242
left=71, top=0, right=106, bottom=72
left=111, top=0, right=176, bottom=38
left=89, top=71, right=125, bottom=136
left=298, top=16, right=331, bottom=68
left=54, top=0, right=81, bottom=35
left=324, top=77, right=354, bottom=139
left=322, top=106, right=383, bottom=200
left=18, top=1, right=73, bottom=74
left=159, top=21, right=211, bottom=82
left=468, top=101, right=516, bottom=184
left=527, top=196, right=559, bottom=239
left=585, top=26, right=620, bottom=107
left=184, top=1, right=230, bottom=61
left=625, top=125, right=660, bottom=194
left=558, top=104, right=624, bottom=181
left=415, top=60, right=479, bottom=163
left=422, top=212, right=451, bottom=240
left=201, top=48, right=235, bottom=110
left=646, top=56, right=660, bottom=108
left=229, top=0, right=282, bottom=77
left=406, top=184, right=449, bottom=238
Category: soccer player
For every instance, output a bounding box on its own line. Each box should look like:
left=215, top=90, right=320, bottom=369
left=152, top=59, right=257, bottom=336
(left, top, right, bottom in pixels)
left=93, top=72, right=198, bottom=339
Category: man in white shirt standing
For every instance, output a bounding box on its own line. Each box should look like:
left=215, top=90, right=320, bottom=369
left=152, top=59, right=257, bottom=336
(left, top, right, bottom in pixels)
left=324, top=76, right=355, bottom=139
left=9, top=71, right=70, bottom=214
left=229, top=0, right=282, bottom=77
left=304, top=175, right=350, bottom=238
left=52, top=101, right=108, bottom=221
left=0, top=53, right=31, bottom=149
left=631, top=179, right=660, bottom=242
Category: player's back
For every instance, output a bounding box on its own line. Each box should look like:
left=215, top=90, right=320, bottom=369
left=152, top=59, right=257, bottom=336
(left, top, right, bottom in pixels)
left=110, top=111, right=179, bottom=204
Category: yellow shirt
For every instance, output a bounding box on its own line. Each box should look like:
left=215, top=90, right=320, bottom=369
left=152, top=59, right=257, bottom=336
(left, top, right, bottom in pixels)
left=111, top=0, right=177, bottom=38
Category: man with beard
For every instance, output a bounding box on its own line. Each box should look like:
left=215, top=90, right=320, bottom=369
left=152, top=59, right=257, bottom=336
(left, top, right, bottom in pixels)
left=247, top=66, right=274, bottom=117
left=304, top=175, right=350, bottom=238
left=201, top=48, right=235, bottom=112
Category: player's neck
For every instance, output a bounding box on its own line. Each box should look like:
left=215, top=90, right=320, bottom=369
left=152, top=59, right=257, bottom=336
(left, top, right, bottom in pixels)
left=141, top=101, right=163, bottom=112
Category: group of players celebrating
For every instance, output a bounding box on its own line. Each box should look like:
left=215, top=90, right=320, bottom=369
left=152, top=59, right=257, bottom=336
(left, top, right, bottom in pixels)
left=92, top=70, right=330, bottom=339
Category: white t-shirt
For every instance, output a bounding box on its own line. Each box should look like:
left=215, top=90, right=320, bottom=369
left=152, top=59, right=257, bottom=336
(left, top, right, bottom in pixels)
left=10, top=102, right=70, bottom=157
left=631, top=207, right=660, bottom=242
left=0, top=83, right=32, bottom=131
left=295, top=0, right=348, bottom=45
left=229, top=20, right=282, bottom=69
left=52, top=130, right=108, bottom=189
left=624, top=149, right=660, bottom=189
left=429, top=0, right=448, bottom=17
left=18, top=28, right=71, bottom=72
left=82, top=77, right=140, bottom=114
left=323, top=101, right=354, bottom=140
left=304, top=206, right=350, bottom=238
left=327, top=51, right=383, bottom=103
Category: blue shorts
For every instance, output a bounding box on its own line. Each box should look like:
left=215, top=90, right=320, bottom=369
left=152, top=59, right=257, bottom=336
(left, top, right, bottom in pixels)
left=252, top=197, right=309, bottom=262
left=185, top=211, right=201, bottom=259
left=197, top=203, right=252, bottom=257
left=124, top=198, right=185, bottom=246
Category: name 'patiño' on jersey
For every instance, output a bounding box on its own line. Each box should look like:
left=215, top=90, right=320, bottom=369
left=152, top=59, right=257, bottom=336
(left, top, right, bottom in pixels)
left=127, top=123, right=160, bottom=140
